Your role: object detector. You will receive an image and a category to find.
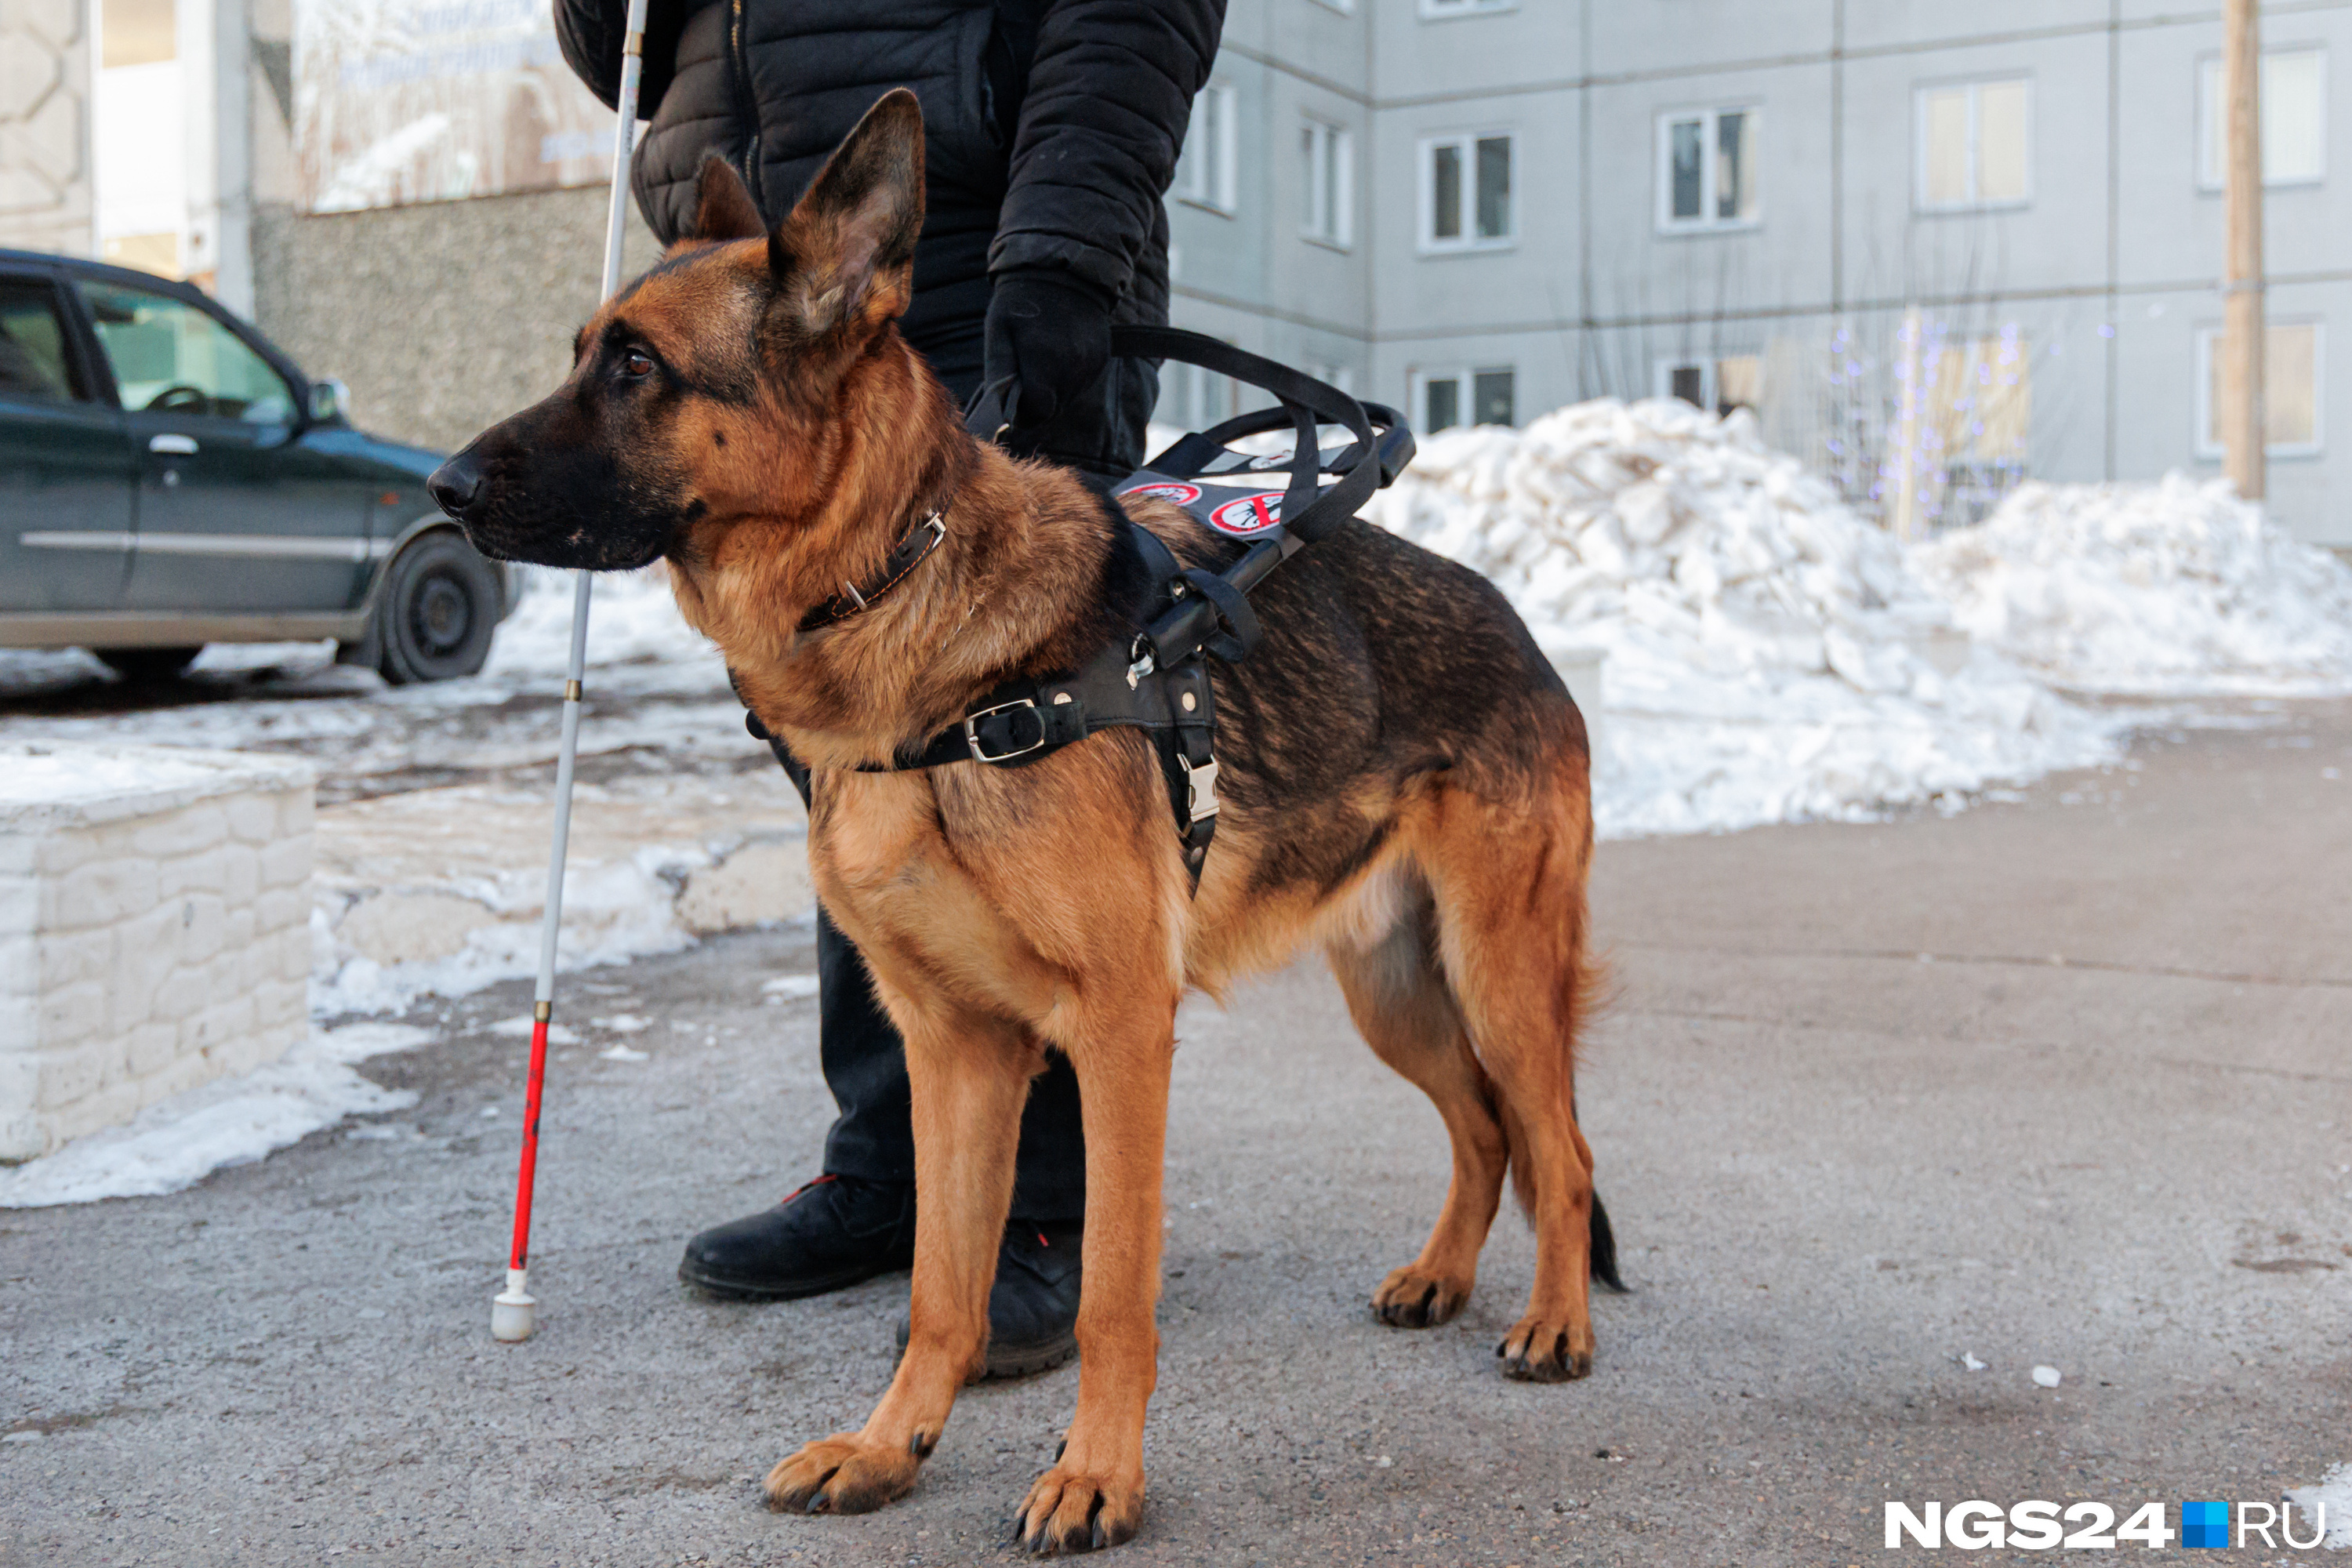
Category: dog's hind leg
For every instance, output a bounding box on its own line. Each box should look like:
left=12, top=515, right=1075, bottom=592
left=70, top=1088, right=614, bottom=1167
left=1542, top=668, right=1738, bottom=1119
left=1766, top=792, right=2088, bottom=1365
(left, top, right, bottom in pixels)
left=764, top=996, right=1037, bottom=1515
left=1421, top=779, right=1604, bottom=1382
left=1326, top=873, right=1508, bottom=1329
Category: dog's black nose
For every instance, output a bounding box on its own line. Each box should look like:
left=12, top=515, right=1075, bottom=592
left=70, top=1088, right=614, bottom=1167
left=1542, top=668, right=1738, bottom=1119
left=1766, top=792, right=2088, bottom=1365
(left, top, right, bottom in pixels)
left=428, top=454, right=485, bottom=521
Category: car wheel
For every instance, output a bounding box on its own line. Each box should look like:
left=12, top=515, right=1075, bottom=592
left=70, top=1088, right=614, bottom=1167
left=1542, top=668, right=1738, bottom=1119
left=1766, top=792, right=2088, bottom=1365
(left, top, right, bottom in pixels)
left=95, top=646, right=203, bottom=682
left=375, top=531, right=501, bottom=684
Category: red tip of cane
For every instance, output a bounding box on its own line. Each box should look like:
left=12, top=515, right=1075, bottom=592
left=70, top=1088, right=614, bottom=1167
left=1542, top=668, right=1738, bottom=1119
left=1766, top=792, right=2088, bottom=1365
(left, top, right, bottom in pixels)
left=509, top=1015, right=554, bottom=1272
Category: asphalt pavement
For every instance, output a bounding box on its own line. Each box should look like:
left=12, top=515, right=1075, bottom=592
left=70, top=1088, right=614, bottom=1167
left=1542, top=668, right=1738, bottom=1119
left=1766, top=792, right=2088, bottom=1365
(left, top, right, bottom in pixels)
left=3, top=702, right=2348, bottom=1567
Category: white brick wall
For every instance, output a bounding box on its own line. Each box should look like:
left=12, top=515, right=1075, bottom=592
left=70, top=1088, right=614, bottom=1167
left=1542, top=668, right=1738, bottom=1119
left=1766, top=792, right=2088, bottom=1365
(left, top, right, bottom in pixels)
left=1, top=743, right=317, bottom=1163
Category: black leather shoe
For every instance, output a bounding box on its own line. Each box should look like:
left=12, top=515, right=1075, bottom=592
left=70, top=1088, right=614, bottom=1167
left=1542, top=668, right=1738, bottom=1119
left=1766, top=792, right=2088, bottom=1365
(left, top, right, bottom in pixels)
left=897, top=1219, right=1082, bottom=1381
left=678, top=1174, right=916, bottom=1300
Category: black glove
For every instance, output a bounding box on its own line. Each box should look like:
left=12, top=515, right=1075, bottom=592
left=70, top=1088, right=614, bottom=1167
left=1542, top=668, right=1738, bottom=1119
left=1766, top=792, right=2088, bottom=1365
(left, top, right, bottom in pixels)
left=982, top=270, right=1114, bottom=431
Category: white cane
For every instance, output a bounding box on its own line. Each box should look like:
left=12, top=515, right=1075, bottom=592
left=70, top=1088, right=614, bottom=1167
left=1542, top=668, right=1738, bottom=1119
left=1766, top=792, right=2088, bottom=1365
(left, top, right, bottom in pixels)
left=490, top=0, right=652, bottom=1345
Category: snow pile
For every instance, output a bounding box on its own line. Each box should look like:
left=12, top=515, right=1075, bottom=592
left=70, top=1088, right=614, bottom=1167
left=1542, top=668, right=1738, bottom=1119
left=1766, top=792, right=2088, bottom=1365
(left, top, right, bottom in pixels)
left=2285, top=1461, right=2352, bottom=1548
left=0, top=1023, right=430, bottom=1207
left=1913, top=474, right=2352, bottom=696
left=310, top=844, right=706, bottom=1018
left=1360, top=398, right=2116, bottom=837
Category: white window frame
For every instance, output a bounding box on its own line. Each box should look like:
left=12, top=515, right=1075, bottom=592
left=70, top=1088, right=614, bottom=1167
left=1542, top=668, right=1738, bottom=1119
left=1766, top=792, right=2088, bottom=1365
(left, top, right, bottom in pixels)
left=1417, top=131, right=1517, bottom=254
left=2195, top=47, right=2328, bottom=191
left=1408, top=365, right=1518, bottom=432
left=1654, top=104, right=1764, bottom=234
left=2194, top=319, right=2326, bottom=459
left=1420, top=0, right=1515, bottom=17
left=1912, top=77, right=2034, bottom=213
left=1175, top=83, right=1240, bottom=216
left=1300, top=116, right=1355, bottom=249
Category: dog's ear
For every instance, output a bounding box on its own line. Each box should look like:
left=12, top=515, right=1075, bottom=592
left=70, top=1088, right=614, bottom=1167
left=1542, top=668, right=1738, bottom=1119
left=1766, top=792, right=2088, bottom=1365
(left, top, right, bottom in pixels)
left=684, top=154, right=767, bottom=245
left=771, top=88, right=926, bottom=337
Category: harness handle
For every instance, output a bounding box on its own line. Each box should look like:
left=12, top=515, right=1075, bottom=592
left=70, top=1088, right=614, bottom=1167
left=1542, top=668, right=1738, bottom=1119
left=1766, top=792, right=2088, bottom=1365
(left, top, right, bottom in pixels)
left=961, top=328, right=1413, bottom=561
left=1110, top=325, right=1408, bottom=554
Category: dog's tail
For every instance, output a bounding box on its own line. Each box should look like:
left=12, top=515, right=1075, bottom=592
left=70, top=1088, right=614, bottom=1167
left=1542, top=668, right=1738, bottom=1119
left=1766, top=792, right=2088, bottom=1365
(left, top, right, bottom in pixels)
left=1588, top=1189, right=1628, bottom=1293
left=1494, top=1087, right=1629, bottom=1291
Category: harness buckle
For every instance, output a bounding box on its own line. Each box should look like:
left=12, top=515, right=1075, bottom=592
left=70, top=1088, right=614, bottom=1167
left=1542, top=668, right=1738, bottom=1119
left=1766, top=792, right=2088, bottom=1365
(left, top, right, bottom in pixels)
left=963, top=699, right=1047, bottom=764
left=1185, top=757, right=1220, bottom=822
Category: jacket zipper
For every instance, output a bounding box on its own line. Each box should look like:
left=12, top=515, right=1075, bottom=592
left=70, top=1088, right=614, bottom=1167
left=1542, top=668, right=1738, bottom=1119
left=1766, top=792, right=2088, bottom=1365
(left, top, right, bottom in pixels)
left=729, top=0, right=760, bottom=194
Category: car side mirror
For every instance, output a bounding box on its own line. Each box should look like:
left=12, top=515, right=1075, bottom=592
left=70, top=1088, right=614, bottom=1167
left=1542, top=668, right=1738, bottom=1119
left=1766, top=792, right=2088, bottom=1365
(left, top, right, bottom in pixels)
left=307, top=377, right=350, bottom=423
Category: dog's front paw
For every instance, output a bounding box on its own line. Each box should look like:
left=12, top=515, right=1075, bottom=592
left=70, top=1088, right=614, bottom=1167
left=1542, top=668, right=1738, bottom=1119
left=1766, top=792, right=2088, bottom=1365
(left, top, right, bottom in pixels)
left=1497, top=1311, right=1595, bottom=1382
left=1013, top=1457, right=1144, bottom=1554
left=764, top=1431, right=926, bottom=1515
left=1371, top=1262, right=1472, bottom=1327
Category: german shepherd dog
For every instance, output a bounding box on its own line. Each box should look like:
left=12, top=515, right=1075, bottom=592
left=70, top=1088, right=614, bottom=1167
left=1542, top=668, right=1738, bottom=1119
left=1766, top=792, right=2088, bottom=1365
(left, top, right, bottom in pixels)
left=433, top=89, right=1614, bottom=1553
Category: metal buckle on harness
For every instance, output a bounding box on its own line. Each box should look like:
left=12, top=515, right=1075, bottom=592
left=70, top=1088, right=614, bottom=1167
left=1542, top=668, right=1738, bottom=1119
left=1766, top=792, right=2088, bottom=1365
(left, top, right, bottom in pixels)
left=1185, top=757, right=1220, bottom=822
left=963, top=699, right=1047, bottom=764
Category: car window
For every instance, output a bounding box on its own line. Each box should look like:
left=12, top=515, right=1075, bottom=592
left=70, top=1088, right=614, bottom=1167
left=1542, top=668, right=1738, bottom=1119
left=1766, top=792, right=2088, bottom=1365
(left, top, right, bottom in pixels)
left=75, top=278, right=296, bottom=423
left=0, top=278, right=85, bottom=405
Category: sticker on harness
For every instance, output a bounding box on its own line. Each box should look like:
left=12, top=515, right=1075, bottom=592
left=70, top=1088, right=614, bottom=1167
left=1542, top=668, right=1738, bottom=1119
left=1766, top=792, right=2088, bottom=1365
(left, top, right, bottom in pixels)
left=1206, top=492, right=1285, bottom=536
left=1120, top=481, right=1203, bottom=506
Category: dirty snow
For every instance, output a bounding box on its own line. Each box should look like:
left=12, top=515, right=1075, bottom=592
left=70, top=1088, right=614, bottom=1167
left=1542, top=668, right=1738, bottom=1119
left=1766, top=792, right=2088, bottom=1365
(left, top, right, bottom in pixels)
left=310, top=843, right=706, bottom=1018
left=484, top=563, right=724, bottom=694
left=0, top=565, right=739, bottom=795
left=1915, top=474, right=2352, bottom=696
left=2285, top=1462, right=2352, bottom=1548
left=1360, top=398, right=2122, bottom=837
left=0, top=1024, right=431, bottom=1208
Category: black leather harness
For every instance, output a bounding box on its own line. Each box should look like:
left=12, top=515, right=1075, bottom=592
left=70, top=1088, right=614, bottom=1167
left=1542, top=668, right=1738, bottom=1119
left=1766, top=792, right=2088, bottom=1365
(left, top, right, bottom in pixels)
left=742, top=327, right=1413, bottom=890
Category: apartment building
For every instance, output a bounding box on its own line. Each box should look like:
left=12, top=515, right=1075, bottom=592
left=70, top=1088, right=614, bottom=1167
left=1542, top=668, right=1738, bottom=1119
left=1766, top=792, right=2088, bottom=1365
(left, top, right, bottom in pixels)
left=4, top=0, right=2339, bottom=542
left=1171, top=0, right=2352, bottom=543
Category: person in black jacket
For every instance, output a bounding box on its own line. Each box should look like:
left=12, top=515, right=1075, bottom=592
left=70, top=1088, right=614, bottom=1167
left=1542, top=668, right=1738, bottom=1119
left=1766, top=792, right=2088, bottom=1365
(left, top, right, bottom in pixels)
left=557, top=0, right=1223, bottom=1377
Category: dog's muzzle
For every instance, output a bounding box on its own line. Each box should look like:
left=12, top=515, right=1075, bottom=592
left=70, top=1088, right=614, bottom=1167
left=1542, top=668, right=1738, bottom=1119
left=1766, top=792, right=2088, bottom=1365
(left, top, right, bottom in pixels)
left=428, top=452, right=487, bottom=524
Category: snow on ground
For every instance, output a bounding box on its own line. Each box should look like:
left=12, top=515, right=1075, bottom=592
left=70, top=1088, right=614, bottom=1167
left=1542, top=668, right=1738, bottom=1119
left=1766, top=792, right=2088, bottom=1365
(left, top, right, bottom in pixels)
left=0, top=1024, right=431, bottom=1208
left=1359, top=397, right=2121, bottom=837
left=1914, top=473, right=2352, bottom=697
left=0, top=566, right=739, bottom=793
left=308, top=842, right=706, bottom=1019
left=483, top=563, right=725, bottom=691
left=12, top=412, right=2352, bottom=1203
left=2285, top=1462, right=2352, bottom=1548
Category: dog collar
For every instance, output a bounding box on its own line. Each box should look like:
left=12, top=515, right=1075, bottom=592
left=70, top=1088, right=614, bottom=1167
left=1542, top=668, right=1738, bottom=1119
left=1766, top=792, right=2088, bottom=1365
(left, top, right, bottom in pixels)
left=798, top=510, right=948, bottom=633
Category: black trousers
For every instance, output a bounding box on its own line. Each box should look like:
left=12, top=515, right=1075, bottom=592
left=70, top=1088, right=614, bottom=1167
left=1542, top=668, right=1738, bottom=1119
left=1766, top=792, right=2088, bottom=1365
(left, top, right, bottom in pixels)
left=769, top=320, right=1155, bottom=1225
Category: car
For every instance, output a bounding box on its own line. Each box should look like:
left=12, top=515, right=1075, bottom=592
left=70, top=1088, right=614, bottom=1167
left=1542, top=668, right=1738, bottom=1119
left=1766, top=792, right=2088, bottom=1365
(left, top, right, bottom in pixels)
left=0, top=249, right=517, bottom=684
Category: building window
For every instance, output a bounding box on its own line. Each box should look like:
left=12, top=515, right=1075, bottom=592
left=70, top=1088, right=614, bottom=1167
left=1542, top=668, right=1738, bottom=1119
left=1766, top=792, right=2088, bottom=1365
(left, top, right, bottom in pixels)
left=1421, top=132, right=1514, bottom=251
left=1176, top=84, right=1239, bottom=214
left=1915, top=78, right=2031, bottom=211
left=2197, top=321, right=2323, bottom=456
left=1414, top=366, right=1515, bottom=433
left=1656, top=354, right=1763, bottom=416
left=1926, top=333, right=2032, bottom=466
left=1421, top=0, right=1514, bottom=16
left=1165, top=359, right=1239, bottom=430
left=1657, top=107, right=1761, bottom=231
left=103, top=0, right=176, bottom=67
left=1301, top=118, right=1354, bottom=247
left=2198, top=49, right=2326, bottom=189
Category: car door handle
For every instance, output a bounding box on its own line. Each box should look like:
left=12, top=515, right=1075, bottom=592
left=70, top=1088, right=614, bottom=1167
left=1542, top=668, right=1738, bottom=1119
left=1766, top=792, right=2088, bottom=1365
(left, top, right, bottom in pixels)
left=148, top=434, right=199, bottom=455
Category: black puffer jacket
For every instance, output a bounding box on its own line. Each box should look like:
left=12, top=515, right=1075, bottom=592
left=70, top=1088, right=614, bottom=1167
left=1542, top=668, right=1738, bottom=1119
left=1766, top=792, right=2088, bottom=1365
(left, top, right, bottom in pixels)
left=557, top=0, right=1221, bottom=385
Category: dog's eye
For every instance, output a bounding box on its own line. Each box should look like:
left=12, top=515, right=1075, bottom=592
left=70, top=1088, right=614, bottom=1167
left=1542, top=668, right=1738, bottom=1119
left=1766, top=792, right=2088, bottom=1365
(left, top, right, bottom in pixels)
left=621, top=348, right=655, bottom=379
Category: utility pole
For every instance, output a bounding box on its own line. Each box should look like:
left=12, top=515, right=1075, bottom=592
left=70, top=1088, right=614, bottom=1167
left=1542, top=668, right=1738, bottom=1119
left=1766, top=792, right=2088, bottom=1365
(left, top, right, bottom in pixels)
left=2220, top=0, right=2266, bottom=501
